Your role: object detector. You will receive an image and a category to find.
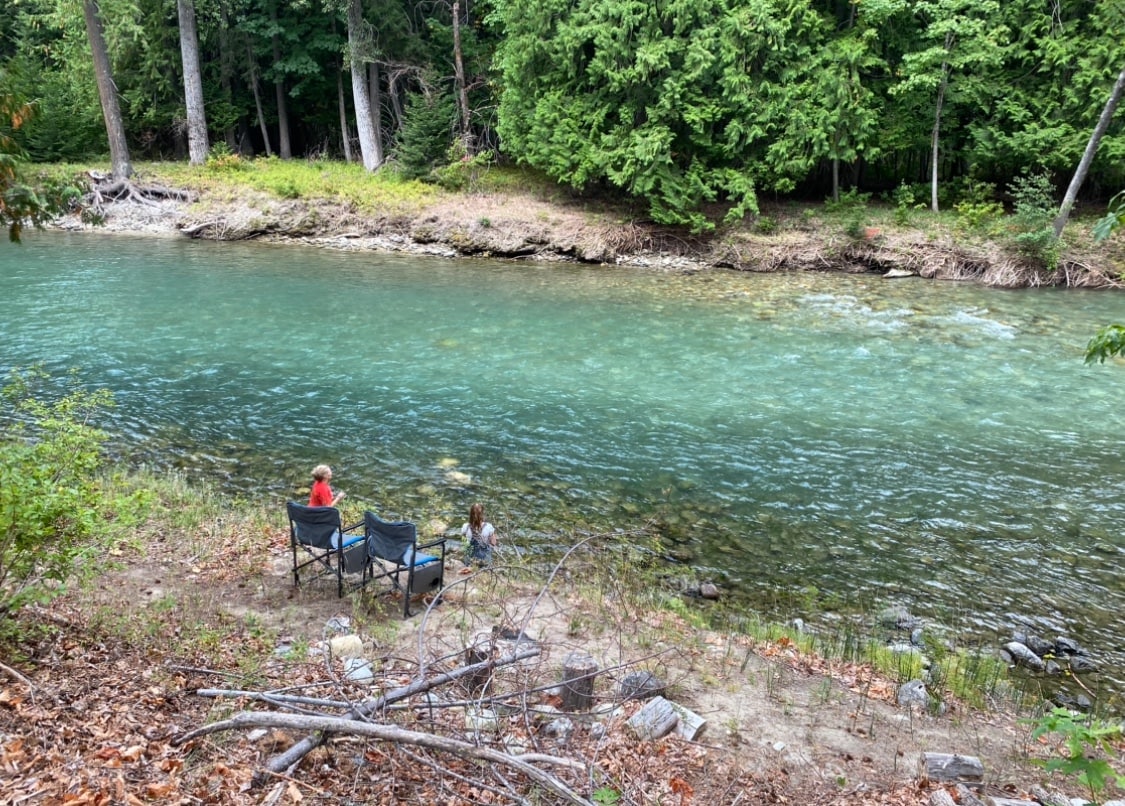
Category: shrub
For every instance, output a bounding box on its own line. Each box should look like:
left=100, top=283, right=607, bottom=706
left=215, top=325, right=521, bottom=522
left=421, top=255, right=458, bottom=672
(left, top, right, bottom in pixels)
left=0, top=368, right=145, bottom=619
left=1007, top=170, right=1060, bottom=269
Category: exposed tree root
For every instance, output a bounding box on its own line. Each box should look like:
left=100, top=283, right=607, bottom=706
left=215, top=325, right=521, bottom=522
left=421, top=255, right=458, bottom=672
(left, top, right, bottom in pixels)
left=85, top=170, right=195, bottom=216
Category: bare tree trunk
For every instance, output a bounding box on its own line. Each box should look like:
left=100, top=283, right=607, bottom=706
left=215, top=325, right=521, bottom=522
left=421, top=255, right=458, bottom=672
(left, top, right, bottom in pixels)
left=246, top=43, right=272, bottom=156
left=452, top=0, right=473, bottom=153
left=347, top=0, right=380, bottom=171
left=337, top=67, right=353, bottom=163
left=1054, top=63, right=1125, bottom=237
left=82, top=0, right=133, bottom=179
left=270, top=6, right=291, bottom=159
left=177, top=0, right=209, bottom=165
left=367, top=62, right=384, bottom=166
left=930, top=37, right=951, bottom=214
left=219, top=8, right=238, bottom=151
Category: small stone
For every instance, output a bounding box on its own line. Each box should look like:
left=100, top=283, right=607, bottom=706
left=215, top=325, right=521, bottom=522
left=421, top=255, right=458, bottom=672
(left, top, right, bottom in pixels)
left=343, top=658, right=374, bottom=682
left=325, top=616, right=351, bottom=634
left=772, top=741, right=786, bottom=752
left=1045, top=660, right=1063, bottom=676
left=699, top=582, right=720, bottom=600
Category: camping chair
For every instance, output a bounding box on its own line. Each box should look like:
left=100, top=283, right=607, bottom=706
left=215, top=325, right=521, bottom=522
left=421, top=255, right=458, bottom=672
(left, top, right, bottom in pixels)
left=363, top=511, right=447, bottom=617
left=287, top=502, right=366, bottom=597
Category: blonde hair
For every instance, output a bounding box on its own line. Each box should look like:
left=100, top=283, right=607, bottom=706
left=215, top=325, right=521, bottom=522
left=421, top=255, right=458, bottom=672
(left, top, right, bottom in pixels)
left=312, top=464, right=332, bottom=481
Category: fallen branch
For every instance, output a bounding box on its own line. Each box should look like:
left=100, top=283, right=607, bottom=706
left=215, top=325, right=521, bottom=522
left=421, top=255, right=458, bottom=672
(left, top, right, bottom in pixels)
left=0, top=661, right=36, bottom=701
left=179, top=644, right=540, bottom=782
left=177, top=711, right=590, bottom=805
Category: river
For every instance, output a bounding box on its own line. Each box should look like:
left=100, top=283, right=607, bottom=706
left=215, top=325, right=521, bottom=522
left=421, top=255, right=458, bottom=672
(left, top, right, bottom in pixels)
left=3, top=231, right=1124, bottom=702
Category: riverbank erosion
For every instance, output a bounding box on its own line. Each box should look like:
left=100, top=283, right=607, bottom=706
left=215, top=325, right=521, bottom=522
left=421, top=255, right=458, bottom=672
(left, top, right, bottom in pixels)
left=52, top=178, right=1125, bottom=288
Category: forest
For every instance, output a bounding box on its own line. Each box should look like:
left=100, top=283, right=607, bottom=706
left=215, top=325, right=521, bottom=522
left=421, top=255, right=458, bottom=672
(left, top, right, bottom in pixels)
left=1, top=0, right=1124, bottom=232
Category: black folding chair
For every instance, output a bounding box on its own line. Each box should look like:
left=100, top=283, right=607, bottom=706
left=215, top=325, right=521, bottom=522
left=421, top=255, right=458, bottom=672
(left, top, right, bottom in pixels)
left=286, top=502, right=365, bottom=597
left=363, top=510, right=447, bottom=617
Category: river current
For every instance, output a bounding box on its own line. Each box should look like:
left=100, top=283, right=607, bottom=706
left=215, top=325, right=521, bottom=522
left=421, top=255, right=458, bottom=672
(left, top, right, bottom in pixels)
left=3, top=232, right=1124, bottom=700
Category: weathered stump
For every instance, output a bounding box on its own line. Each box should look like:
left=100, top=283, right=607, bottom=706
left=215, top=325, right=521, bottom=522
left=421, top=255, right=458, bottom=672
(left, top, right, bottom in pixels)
left=917, top=752, right=984, bottom=787
left=559, top=652, right=598, bottom=712
left=463, top=635, right=492, bottom=696
left=627, top=696, right=679, bottom=741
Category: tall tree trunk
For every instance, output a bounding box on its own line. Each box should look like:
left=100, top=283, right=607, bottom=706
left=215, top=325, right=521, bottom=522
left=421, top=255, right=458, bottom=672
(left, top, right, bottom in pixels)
left=219, top=6, right=237, bottom=151
left=1053, top=64, right=1125, bottom=237
left=347, top=0, right=380, bottom=171
left=337, top=67, right=353, bottom=163
left=177, top=0, right=209, bottom=165
left=367, top=62, right=384, bottom=166
left=82, top=0, right=132, bottom=179
left=452, top=0, right=472, bottom=153
left=931, top=33, right=949, bottom=216
left=246, top=42, right=272, bottom=156
left=271, top=6, right=291, bottom=159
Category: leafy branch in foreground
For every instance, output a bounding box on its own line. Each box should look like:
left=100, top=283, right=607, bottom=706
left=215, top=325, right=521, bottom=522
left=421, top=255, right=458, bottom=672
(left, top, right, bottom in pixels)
left=1028, top=707, right=1125, bottom=806
left=1084, top=325, right=1125, bottom=364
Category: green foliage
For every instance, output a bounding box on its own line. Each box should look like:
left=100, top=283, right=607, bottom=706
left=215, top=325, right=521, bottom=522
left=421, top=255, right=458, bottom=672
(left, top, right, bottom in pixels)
left=0, top=369, right=146, bottom=618
left=892, top=182, right=922, bottom=226
left=432, top=146, right=495, bottom=192
left=823, top=188, right=871, bottom=216
left=953, top=182, right=1004, bottom=235
left=492, top=0, right=839, bottom=231
left=1084, top=325, right=1125, bottom=365
left=1093, top=191, right=1125, bottom=243
left=205, top=143, right=249, bottom=173
left=1006, top=170, right=1060, bottom=268
left=1028, top=707, right=1125, bottom=805
left=394, top=88, right=458, bottom=182
left=592, top=787, right=622, bottom=805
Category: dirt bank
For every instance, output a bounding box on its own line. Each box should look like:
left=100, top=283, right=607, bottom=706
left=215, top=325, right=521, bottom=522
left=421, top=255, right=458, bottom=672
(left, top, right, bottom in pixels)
left=53, top=183, right=1125, bottom=288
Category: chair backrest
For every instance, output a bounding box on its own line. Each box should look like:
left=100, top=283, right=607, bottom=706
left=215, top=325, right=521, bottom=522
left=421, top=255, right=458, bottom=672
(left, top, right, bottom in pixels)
left=364, top=511, right=416, bottom=564
left=287, top=502, right=342, bottom=549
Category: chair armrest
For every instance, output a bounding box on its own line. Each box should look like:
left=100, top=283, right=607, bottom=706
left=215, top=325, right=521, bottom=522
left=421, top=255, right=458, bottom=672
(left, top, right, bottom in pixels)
left=416, top=537, right=447, bottom=553
left=343, top=520, right=364, bottom=535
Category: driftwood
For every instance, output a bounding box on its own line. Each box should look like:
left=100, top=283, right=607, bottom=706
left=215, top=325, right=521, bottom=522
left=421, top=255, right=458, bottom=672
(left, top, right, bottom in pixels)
left=918, top=752, right=984, bottom=787
left=627, top=696, right=680, bottom=741
left=668, top=700, right=707, bottom=741
left=0, top=661, right=36, bottom=701
left=955, top=784, right=986, bottom=806
left=929, top=790, right=956, bottom=806
left=176, top=644, right=540, bottom=785
left=177, top=711, right=591, bottom=806
left=1027, top=785, right=1071, bottom=806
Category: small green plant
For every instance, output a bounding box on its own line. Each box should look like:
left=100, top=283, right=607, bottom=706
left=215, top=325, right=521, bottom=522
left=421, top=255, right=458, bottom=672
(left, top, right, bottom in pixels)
left=592, top=786, right=622, bottom=805
left=892, top=182, right=925, bottom=226
left=270, top=178, right=301, bottom=199
left=478, top=216, right=491, bottom=228
left=823, top=187, right=871, bottom=215
left=1028, top=707, right=1125, bottom=805
left=432, top=147, right=495, bottom=192
left=1093, top=190, right=1125, bottom=242
left=205, top=142, right=248, bottom=172
left=755, top=215, right=776, bottom=234
left=953, top=180, right=1004, bottom=235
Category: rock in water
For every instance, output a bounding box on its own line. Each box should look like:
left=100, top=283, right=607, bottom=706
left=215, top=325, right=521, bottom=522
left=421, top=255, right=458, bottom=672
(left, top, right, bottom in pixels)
left=1003, top=641, right=1046, bottom=671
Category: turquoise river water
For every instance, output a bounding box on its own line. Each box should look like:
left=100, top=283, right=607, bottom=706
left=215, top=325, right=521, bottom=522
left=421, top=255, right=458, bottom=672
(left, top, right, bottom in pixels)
left=2, top=232, right=1124, bottom=700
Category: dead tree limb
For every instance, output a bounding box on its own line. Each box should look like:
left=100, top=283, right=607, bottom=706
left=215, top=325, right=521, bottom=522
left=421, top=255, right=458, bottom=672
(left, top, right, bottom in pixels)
left=177, top=711, right=590, bottom=805
left=0, top=661, right=36, bottom=701
left=179, top=644, right=540, bottom=783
